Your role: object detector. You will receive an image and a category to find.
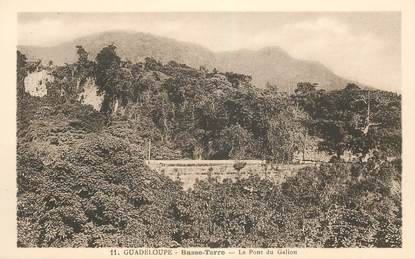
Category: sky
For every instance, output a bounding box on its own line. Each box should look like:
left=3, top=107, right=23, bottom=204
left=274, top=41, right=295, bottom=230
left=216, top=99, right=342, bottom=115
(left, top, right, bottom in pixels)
left=18, top=12, right=401, bottom=91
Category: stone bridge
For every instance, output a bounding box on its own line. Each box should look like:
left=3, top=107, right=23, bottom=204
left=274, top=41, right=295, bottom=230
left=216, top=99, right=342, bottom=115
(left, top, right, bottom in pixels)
left=145, top=160, right=317, bottom=189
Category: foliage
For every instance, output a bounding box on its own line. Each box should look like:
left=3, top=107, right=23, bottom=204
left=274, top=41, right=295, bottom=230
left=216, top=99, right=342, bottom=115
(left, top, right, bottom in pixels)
left=16, top=46, right=401, bottom=248
left=17, top=104, right=183, bottom=247
left=293, top=83, right=401, bottom=160
left=166, top=161, right=400, bottom=248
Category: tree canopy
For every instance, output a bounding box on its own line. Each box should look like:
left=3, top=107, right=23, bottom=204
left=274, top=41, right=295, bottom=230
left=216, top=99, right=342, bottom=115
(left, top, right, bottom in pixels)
left=16, top=46, right=401, bottom=248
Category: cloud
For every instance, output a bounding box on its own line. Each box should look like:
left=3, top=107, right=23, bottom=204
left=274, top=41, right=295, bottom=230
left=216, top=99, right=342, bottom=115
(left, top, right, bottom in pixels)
left=19, top=18, right=65, bottom=46
left=18, top=17, right=187, bottom=46
left=19, top=18, right=107, bottom=46
left=254, top=17, right=399, bottom=90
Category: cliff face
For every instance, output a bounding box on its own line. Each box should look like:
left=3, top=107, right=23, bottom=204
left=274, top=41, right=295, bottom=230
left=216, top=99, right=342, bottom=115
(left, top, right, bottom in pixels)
left=24, top=70, right=52, bottom=97
left=77, top=78, right=103, bottom=111
left=24, top=70, right=103, bottom=111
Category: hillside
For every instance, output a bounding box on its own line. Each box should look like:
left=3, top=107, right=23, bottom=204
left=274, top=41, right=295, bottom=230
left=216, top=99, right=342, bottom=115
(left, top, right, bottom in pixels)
left=216, top=47, right=350, bottom=91
left=18, top=31, right=354, bottom=91
left=18, top=31, right=216, bottom=68
left=16, top=46, right=402, bottom=247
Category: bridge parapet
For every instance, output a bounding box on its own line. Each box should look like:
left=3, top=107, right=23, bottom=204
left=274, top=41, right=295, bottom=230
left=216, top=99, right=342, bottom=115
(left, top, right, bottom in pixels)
left=145, top=160, right=314, bottom=189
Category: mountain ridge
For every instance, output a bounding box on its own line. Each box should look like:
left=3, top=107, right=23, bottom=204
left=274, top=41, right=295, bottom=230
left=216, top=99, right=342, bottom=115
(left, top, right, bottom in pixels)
left=18, top=30, right=358, bottom=91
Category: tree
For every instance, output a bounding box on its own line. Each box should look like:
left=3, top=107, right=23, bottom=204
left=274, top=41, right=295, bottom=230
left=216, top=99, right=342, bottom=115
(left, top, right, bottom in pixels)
left=294, top=83, right=401, bottom=160
left=17, top=51, right=28, bottom=98
left=211, top=124, right=253, bottom=159
left=95, top=44, right=122, bottom=114
left=224, top=72, right=252, bottom=88
left=293, top=82, right=324, bottom=116
left=76, top=45, right=89, bottom=65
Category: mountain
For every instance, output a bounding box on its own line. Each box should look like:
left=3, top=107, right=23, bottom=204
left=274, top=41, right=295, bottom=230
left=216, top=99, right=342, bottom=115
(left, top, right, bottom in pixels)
left=18, top=30, right=355, bottom=91
left=215, top=47, right=350, bottom=91
left=18, top=31, right=216, bottom=68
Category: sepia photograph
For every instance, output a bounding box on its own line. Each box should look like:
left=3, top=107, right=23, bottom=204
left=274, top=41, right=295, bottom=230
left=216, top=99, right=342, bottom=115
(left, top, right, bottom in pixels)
left=16, top=12, right=402, bottom=248
left=3, top=0, right=415, bottom=257
left=14, top=11, right=405, bottom=249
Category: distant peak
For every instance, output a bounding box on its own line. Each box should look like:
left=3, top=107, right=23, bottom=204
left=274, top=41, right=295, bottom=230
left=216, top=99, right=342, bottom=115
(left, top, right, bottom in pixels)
left=257, top=46, right=291, bottom=57
left=258, top=46, right=286, bottom=53
left=75, top=30, right=151, bottom=40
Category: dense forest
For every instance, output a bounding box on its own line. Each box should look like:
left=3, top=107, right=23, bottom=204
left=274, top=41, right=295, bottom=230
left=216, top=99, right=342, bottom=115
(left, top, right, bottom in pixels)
left=16, top=45, right=401, bottom=247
